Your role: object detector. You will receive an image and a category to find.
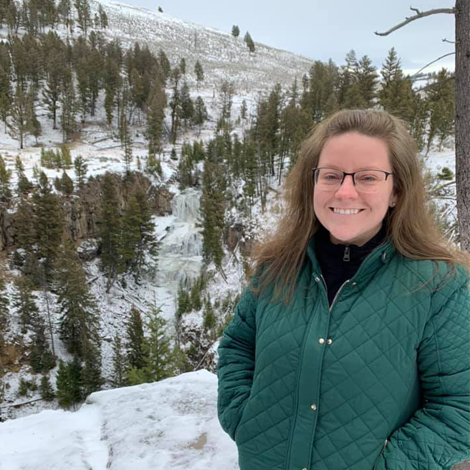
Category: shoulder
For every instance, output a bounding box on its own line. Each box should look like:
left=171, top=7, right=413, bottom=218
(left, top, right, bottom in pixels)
left=393, top=255, right=468, bottom=292
left=393, top=256, right=470, bottom=315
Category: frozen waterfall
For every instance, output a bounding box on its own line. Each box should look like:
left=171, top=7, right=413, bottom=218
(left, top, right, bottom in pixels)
left=156, top=189, right=203, bottom=294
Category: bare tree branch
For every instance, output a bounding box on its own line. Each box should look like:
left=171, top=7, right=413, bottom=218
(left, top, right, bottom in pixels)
left=412, top=52, right=455, bottom=78
left=375, top=7, right=456, bottom=36
left=417, top=75, right=455, bottom=93
left=442, top=38, right=456, bottom=44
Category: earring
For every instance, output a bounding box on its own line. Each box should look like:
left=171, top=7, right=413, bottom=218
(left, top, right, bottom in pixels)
left=390, top=202, right=396, bottom=207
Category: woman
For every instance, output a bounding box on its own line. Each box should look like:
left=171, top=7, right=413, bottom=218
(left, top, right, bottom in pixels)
left=217, top=109, right=470, bottom=470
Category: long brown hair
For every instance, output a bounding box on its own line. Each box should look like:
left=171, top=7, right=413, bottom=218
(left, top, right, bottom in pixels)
left=251, top=109, right=470, bottom=300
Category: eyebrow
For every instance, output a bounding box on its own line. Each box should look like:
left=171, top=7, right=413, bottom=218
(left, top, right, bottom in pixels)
left=319, top=165, right=388, bottom=172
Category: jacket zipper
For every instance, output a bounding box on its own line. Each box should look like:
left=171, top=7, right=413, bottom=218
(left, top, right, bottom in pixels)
left=343, top=246, right=350, bottom=262
left=329, top=280, right=350, bottom=312
left=373, top=439, right=388, bottom=469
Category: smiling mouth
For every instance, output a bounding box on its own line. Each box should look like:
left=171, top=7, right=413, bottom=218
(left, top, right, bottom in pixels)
left=330, top=208, right=365, bottom=215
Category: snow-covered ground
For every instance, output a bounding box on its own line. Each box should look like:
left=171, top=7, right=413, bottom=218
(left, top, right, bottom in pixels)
left=0, top=370, right=238, bottom=470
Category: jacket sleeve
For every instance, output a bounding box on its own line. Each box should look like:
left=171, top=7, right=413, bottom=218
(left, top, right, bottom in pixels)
left=217, top=285, right=257, bottom=441
left=375, top=272, right=470, bottom=470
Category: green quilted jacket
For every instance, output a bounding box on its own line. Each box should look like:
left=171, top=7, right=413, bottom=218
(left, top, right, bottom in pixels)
left=217, top=237, right=470, bottom=470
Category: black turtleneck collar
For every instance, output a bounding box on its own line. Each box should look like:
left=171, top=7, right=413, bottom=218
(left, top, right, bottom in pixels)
left=315, top=224, right=388, bottom=305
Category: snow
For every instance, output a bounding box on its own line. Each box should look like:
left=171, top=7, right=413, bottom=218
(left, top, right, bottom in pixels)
left=0, top=371, right=238, bottom=470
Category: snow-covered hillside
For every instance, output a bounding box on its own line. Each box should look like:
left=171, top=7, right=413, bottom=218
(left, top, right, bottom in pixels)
left=93, top=0, right=312, bottom=92
left=0, top=370, right=239, bottom=470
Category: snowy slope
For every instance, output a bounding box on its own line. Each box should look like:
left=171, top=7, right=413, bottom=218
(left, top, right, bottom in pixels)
left=92, top=0, right=312, bottom=93
left=0, top=370, right=238, bottom=470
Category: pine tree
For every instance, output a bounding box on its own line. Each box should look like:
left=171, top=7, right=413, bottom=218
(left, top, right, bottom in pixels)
left=244, top=32, right=255, bottom=53
left=15, top=156, right=32, bottom=196
left=74, top=0, right=91, bottom=37
left=300, top=60, right=337, bottom=123
left=126, top=307, right=145, bottom=370
left=240, top=99, right=248, bottom=121
left=129, top=189, right=158, bottom=279
left=169, top=67, right=182, bottom=144
left=103, top=57, right=122, bottom=127
left=98, top=4, right=108, bottom=28
left=59, top=171, right=74, bottom=196
left=18, top=378, right=29, bottom=396
left=30, top=313, right=55, bottom=373
left=120, top=194, right=141, bottom=272
left=0, top=271, right=8, bottom=338
left=32, top=172, right=63, bottom=278
left=130, top=68, right=145, bottom=111
left=40, top=375, right=55, bottom=401
left=111, top=334, right=127, bottom=387
left=119, top=99, right=133, bottom=174
left=81, top=346, right=103, bottom=396
left=59, top=71, right=78, bottom=142
left=76, top=57, right=91, bottom=122
left=231, top=25, right=240, bottom=38
left=57, top=239, right=100, bottom=359
left=14, top=198, right=36, bottom=260
left=127, top=306, right=175, bottom=384
left=43, top=49, right=64, bottom=130
left=177, top=144, right=194, bottom=189
left=426, top=68, right=455, bottom=152
left=158, top=50, right=171, bottom=80
left=179, top=57, right=186, bottom=75
left=146, top=86, right=166, bottom=164
left=356, top=55, right=378, bottom=108
left=56, top=358, right=82, bottom=409
left=7, top=86, right=34, bottom=149
left=200, top=141, right=225, bottom=268
left=12, top=276, right=38, bottom=334
left=0, top=155, right=11, bottom=202
left=409, top=94, right=429, bottom=152
left=74, top=156, right=88, bottom=190
left=57, top=0, right=73, bottom=34
left=179, top=81, right=194, bottom=129
left=194, top=60, right=204, bottom=91
left=98, top=173, right=122, bottom=292
left=0, top=48, right=11, bottom=132
left=242, top=137, right=258, bottom=207
left=343, top=82, right=366, bottom=109
left=378, top=48, right=415, bottom=124
left=219, top=80, right=235, bottom=123
left=202, top=300, right=216, bottom=333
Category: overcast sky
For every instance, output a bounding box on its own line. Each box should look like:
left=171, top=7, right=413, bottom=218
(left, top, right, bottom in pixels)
left=117, top=0, right=455, bottom=74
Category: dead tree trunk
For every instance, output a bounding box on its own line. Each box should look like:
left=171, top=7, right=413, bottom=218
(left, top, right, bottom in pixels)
left=455, top=0, right=470, bottom=250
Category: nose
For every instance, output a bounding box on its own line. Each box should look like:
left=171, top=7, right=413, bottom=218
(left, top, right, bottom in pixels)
left=334, top=174, right=359, bottom=198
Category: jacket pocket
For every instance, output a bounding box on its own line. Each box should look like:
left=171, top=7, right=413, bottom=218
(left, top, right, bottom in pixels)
left=373, top=439, right=388, bottom=470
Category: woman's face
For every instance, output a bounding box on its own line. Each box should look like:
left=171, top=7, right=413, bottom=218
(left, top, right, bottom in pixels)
left=313, top=132, right=397, bottom=246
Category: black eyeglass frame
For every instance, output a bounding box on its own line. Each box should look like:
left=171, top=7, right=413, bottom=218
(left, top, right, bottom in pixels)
left=311, top=167, right=394, bottom=186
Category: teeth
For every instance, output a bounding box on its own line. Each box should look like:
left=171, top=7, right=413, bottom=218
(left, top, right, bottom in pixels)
left=333, top=208, right=361, bottom=215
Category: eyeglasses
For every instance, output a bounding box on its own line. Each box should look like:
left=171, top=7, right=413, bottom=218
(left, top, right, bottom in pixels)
left=312, top=168, right=394, bottom=194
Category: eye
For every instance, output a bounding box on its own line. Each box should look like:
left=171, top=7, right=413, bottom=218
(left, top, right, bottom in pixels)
left=323, top=172, right=341, bottom=181
left=357, top=173, right=379, bottom=183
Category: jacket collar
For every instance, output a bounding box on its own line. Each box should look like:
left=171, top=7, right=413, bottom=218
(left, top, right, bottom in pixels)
left=306, top=227, right=396, bottom=285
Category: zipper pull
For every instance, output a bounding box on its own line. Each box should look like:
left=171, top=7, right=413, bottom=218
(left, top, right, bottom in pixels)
left=343, top=246, right=350, bottom=262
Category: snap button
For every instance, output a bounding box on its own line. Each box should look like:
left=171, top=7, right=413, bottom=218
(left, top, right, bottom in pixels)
left=314, top=276, right=320, bottom=282
left=311, top=404, right=317, bottom=410
left=318, top=338, right=325, bottom=344
left=327, top=339, right=333, bottom=345
left=351, top=282, right=357, bottom=287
